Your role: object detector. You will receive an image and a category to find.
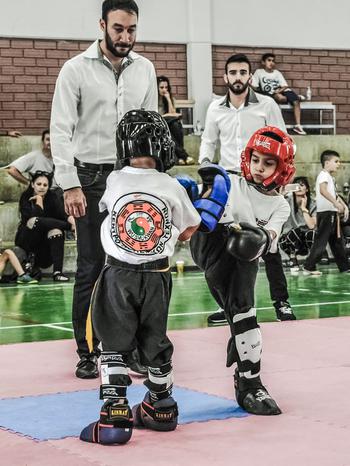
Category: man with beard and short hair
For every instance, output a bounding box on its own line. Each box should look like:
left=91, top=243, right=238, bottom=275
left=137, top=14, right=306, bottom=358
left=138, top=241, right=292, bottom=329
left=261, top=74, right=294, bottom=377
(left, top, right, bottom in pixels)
left=50, top=0, right=157, bottom=379
left=199, top=53, right=296, bottom=324
left=199, top=53, right=286, bottom=172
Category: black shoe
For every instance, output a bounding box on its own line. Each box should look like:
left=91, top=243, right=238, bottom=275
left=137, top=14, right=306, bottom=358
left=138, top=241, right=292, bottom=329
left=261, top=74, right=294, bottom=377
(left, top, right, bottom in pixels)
left=75, top=355, right=99, bottom=379
left=127, top=349, right=148, bottom=376
left=207, top=310, right=228, bottom=326
left=273, top=301, right=296, bottom=321
left=53, top=272, right=70, bottom=282
left=234, top=369, right=281, bottom=415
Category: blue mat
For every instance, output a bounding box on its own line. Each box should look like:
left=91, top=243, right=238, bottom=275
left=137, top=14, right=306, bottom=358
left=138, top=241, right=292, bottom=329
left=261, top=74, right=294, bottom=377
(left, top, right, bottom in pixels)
left=0, top=385, right=248, bottom=440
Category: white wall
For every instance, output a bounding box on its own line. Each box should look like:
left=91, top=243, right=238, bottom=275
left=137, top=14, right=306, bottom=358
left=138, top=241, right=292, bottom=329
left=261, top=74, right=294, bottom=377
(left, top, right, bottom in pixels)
left=0, top=0, right=349, bottom=49
left=211, top=0, right=350, bottom=50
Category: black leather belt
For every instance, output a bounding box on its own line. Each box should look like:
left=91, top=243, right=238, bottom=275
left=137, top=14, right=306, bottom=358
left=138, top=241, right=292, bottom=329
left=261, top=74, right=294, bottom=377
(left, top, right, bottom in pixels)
left=106, top=255, right=169, bottom=271
left=74, top=158, right=114, bottom=172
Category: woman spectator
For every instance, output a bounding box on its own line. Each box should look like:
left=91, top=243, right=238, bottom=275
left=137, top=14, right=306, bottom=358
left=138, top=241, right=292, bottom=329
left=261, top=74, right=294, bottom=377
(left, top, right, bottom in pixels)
left=280, top=176, right=317, bottom=268
left=157, top=75, right=194, bottom=165
left=15, top=171, right=75, bottom=281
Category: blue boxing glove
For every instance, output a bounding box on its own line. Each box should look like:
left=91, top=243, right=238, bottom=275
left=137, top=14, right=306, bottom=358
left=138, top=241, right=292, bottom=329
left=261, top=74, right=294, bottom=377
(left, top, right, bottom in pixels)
left=176, top=174, right=199, bottom=202
left=194, top=163, right=231, bottom=232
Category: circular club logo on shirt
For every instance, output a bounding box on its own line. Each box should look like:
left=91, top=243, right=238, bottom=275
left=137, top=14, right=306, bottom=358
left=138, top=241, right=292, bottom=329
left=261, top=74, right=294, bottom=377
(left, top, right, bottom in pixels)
left=110, top=193, right=171, bottom=255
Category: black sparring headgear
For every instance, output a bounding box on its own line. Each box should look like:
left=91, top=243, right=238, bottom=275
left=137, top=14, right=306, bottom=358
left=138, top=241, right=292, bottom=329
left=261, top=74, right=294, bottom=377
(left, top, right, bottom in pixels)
left=116, top=109, right=176, bottom=172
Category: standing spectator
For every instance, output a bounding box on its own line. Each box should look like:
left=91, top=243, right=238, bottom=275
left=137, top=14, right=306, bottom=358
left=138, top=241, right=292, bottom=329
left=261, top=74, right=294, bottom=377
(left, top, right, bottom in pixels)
left=6, top=129, right=55, bottom=187
left=15, top=172, right=75, bottom=282
left=303, top=150, right=349, bottom=275
left=251, top=53, right=306, bottom=135
left=50, top=0, right=158, bottom=379
left=157, top=76, right=194, bottom=165
left=199, top=53, right=295, bottom=323
left=279, top=177, right=317, bottom=268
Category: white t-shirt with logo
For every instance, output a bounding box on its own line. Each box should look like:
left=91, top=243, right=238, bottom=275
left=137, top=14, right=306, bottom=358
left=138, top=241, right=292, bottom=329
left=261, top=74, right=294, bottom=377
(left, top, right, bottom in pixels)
left=316, top=170, right=337, bottom=212
left=220, top=175, right=290, bottom=253
left=252, top=69, right=289, bottom=95
left=99, top=166, right=201, bottom=264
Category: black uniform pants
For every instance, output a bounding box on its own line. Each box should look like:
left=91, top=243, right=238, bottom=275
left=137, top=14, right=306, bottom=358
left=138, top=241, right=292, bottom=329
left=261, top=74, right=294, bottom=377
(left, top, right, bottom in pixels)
left=304, top=211, right=348, bottom=272
left=92, top=263, right=174, bottom=367
left=72, top=166, right=111, bottom=357
left=263, top=251, right=289, bottom=303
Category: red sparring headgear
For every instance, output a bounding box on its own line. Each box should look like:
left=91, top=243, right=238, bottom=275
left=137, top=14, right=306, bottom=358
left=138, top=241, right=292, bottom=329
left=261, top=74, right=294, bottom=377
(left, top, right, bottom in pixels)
left=241, top=126, right=296, bottom=191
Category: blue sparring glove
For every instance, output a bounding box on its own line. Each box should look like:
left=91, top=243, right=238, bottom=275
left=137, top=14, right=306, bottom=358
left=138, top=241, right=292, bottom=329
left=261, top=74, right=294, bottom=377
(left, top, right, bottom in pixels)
left=176, top=174, right=199, bottom=202
left=194, top=163, right=231, bottom=232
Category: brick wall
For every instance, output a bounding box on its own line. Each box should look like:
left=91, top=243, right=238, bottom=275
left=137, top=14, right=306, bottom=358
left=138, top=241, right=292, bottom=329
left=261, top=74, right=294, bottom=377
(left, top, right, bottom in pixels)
left=0, top=38, right=187, bottom=135
left=213, top=46, right=350, bottom=134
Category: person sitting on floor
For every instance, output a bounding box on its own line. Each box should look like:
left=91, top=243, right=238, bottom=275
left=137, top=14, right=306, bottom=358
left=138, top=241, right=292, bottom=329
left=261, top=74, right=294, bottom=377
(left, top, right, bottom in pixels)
left=15, top=171, right=75, bottom=281
left=157, top=75, right=194, bottom=166
left=0, top=246, right=37, bottom=284
left=279, top=176, right=317, bottom=269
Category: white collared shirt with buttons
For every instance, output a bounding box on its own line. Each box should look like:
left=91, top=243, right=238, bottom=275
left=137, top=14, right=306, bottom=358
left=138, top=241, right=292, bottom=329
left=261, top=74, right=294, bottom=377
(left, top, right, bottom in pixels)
left=50, top=40, right=158, bottom=190
left=199, top=89, right=286, bottom=172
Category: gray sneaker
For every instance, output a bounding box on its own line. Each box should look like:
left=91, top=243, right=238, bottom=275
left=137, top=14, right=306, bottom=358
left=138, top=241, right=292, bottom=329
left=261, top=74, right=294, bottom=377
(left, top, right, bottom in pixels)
left=17, top=273, right=38, bottom=284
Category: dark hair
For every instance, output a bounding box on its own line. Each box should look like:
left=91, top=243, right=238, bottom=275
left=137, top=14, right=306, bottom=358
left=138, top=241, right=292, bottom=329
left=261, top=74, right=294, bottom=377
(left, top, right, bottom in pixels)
left=157, top=75, right=175, bottom=114
left=30, top=171, right=53, bottom=189
left=262, top=53, right=275, bottom=62
left=41, top=129, right=50, bottom=142
left=320, top=149, right=340, bottom=168
left=225, top=53, right=251, bottom=74
left=293, top=176, right=312, bottom=213
left=102, top=0, right=139, bottom=22
left=320, top=149, right=340, bottom=167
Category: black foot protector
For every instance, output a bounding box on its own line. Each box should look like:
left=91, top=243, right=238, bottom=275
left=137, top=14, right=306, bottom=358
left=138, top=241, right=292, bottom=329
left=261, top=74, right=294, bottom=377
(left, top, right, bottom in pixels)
left=80, top=399, right=133, bottom=445
left=234, top=370, right=282, bottom=415
left=132, top=392, right=178, bottom=431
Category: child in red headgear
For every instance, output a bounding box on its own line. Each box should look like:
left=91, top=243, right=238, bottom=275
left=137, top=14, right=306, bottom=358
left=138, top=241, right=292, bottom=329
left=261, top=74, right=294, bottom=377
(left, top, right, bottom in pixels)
left=190, top=126, right=296, bottom=416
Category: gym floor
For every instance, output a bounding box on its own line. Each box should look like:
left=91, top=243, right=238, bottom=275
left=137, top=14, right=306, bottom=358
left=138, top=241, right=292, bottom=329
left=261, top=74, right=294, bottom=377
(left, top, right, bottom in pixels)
left=1, top=266, right=350, bottom=345
left=1, top=267, right=350, bottom=465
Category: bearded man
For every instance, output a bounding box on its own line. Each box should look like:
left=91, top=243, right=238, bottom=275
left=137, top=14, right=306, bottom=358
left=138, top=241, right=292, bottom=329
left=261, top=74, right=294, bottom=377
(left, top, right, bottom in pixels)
left=199, top=53, right=285, bottom=172
left=50, top=0, right=157, bottom=378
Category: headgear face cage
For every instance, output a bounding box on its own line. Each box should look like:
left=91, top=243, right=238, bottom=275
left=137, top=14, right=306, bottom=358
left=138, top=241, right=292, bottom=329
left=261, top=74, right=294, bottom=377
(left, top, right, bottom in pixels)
left=241, top=126, right=296, bottom=191
left=116, top=110, right=176, bottom=172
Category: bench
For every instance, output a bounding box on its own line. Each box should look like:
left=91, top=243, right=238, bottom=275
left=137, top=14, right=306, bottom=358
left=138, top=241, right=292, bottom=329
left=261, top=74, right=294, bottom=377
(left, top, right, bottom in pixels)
left=175, top=99, right=195, bottom=133
left=280, top=101, right=336, bottom=134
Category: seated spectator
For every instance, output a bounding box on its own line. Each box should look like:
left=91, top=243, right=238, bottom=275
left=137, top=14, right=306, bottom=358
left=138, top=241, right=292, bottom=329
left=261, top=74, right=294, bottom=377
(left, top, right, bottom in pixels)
left=157, top=75, right=194, bottom=165
left=0, top=129, right=22, bottom=138
left=279, top=176, right=316, bottom=268
left=15, top=171, right=75, bottom=281
left=251, top=53, right=306, bottom=135
left=5, top=129, right=57, bottom=187
left=0, top=246, right=37, bottom=284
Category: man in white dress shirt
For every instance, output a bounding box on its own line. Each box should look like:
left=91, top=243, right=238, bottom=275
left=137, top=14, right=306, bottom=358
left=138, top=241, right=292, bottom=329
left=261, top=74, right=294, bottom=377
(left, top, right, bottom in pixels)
left=50, top=0, right=158, bottom=379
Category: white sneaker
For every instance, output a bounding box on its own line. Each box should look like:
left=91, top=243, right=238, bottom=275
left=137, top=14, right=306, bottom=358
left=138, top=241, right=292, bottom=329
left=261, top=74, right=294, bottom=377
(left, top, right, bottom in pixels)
left=303, top=269, right=322, bottom=276
left=293, top=125, right=307, bottom=135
